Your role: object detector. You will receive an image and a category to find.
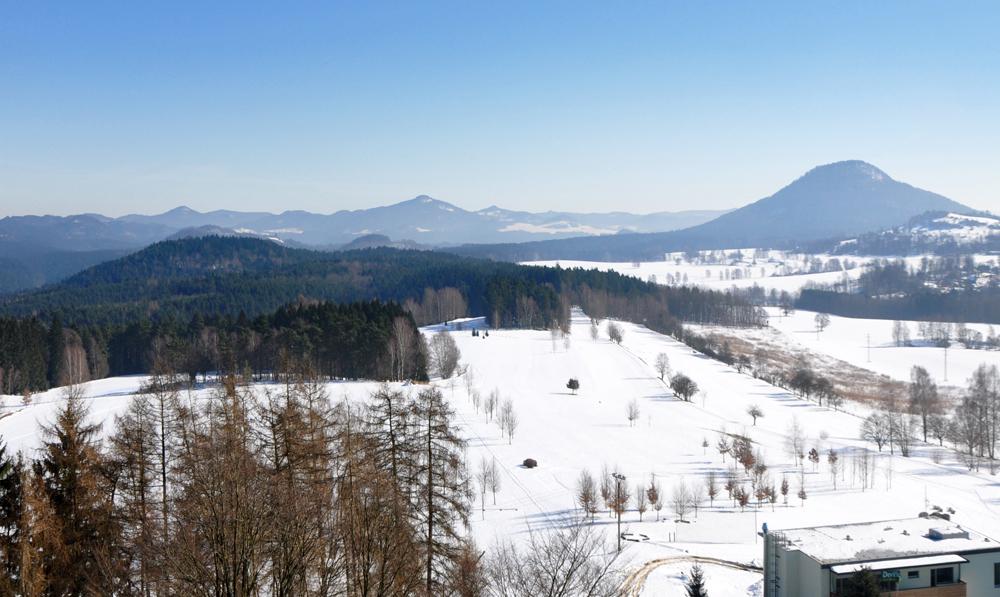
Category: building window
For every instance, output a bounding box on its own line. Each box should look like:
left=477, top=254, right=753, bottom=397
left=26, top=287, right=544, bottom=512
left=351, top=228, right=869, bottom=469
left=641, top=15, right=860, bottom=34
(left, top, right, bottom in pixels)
left=907, top=570, right=919, bottom=579
left=931, top=567, right=955, bottom=586
left=994, top=562, right=1000, bottom=586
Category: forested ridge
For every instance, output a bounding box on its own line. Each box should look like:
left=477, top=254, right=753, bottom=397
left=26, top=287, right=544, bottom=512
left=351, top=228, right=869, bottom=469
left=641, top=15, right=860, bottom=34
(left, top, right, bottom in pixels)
left=1, top=237, right=675, bottom=326
left=0, top=237, right=764, bottom=394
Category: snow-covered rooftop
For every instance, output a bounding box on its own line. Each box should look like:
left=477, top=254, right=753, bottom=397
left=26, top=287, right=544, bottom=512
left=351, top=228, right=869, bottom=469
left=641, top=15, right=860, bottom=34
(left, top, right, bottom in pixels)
left=774, top=518, right=1000, bottom=565
left=830, top=554, right=967, bottom=575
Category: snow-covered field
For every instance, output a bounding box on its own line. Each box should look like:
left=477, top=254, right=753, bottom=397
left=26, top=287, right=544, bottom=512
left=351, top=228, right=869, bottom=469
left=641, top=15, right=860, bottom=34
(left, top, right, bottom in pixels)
left=525, top=253, right=861, bottom=294
left=5, top=311, right=1000, bottom=595
left=525, top=251, right=1000, bottom=295
left=762, top=308, right=999, bottom=387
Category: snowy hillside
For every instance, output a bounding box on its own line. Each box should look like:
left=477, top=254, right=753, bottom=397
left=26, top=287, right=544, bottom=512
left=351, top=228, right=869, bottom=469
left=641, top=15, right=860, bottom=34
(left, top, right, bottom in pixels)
left=526, top=250, right=864, bottom=295
left=762, top=308, right=996, bottom=386
left=915, top=212, right=1000, bottom=244
left=5, top=311, right=1000, bottom=595
left=526, top=250, right=1000, bottom=297
left=832, top=211, right=1000, bottom=255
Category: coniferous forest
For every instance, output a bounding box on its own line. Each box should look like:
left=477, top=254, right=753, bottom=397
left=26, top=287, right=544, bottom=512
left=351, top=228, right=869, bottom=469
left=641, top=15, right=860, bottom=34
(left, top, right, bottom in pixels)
left=0, top=237, right=764, bottom=395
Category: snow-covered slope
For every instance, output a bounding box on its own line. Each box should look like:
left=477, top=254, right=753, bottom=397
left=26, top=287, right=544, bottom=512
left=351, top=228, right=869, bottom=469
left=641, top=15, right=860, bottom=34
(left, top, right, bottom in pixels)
left=916, top=212, right=1000, bottom=244
left=525, top=250, right=865, bottom=295
left=762, top=308, right=998, bottom=386
left=5, top=311, right=1000, bottom=595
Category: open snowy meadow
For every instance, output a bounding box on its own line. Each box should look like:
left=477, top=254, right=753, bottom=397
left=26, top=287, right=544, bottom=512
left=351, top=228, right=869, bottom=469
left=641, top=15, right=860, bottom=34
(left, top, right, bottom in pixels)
left=4, top=309, right=1000, bottom=595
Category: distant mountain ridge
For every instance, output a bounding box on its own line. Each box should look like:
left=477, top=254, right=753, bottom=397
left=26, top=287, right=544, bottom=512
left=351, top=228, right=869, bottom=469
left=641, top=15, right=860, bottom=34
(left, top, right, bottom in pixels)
left=448, top=161, right=977, bottom=261
left=0, top=199, right=723, bottom=293
left=1, top=199, right=722, bottom=251
left=0, top=160, right=980, bottom=290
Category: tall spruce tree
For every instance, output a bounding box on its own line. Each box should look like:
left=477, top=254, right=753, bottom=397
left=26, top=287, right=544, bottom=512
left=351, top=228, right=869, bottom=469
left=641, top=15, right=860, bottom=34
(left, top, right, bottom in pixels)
left=35, top=387, right=122, bottom=594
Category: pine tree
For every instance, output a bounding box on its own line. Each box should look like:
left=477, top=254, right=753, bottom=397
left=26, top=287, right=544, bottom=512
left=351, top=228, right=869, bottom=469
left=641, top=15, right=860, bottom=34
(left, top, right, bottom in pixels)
left=686, top=563, right=708, bottom=597
left=0, top=442, right=23, bottom=595
left=35, top=387, right=122, bottom=594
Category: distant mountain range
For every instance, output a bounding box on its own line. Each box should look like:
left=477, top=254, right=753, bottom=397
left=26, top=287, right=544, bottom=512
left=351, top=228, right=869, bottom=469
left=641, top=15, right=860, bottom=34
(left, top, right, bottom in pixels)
left=0, top=160, right=985, bottom=292
left=0, top=199, right=724, bottom=251
left=448, top=161, right=977, bottom=261
left=0, top=200, right=723, bottom=293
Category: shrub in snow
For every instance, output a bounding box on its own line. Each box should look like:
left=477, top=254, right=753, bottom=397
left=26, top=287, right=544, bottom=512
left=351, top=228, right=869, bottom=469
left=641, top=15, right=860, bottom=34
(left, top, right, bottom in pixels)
left=522, top=458, right=538, bottom=469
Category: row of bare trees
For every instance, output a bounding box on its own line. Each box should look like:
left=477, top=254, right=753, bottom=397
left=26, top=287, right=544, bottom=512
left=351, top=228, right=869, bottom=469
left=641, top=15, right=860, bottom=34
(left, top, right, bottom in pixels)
left=404, top=287, right=469, bottom=327
left=857, top=364, right=1000, bottom=472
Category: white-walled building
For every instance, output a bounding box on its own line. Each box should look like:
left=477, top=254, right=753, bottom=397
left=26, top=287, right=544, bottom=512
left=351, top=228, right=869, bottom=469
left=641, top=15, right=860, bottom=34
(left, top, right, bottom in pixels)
left=764, top=517, right=1000, bottom=596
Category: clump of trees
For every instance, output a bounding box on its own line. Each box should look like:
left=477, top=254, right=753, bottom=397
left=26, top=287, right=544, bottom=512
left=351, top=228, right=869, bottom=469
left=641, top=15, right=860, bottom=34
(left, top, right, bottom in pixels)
left=607, top=322, right=625, bottom=345
left=428, top=331, right=462, bottom=378
left=670, top=373, right=698, bottom=401
left=404, top=287, right=468, bottom=326
left=0, top=375, right=483, bottom=595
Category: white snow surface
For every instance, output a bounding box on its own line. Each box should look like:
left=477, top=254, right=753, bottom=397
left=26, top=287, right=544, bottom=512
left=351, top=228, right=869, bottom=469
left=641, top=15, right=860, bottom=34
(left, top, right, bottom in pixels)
left=524, top=251, right=1000, bottom=295
left=6, top=310, right=1000, bottom=594
left=524, top=252, right=864, bottom=294
left=712, top=308, right=1000, bottom=388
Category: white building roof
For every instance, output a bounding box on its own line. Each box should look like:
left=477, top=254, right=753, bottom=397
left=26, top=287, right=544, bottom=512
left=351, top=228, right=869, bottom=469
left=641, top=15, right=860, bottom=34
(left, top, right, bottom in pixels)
left=773, top=517, right=999, bottom=565
left=830, top=554, right=968, bottom=575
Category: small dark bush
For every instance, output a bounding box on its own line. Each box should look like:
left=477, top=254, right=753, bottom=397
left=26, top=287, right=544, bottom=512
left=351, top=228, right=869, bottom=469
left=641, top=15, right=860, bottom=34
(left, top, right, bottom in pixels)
left=522, top=458, right=538, bottom=469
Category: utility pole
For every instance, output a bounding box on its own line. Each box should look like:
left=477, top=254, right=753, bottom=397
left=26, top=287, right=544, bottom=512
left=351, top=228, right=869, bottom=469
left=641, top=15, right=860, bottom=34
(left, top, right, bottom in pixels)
left=612, top=472, right=626, bottom=552
left=943, top=345, right=948, bottom=382
left=754, top=504, right=758, bottom=544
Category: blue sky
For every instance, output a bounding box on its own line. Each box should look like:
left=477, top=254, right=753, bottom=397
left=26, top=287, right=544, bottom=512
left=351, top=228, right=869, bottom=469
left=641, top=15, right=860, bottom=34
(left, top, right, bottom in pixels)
left=1, top=1, right=998, bottom=216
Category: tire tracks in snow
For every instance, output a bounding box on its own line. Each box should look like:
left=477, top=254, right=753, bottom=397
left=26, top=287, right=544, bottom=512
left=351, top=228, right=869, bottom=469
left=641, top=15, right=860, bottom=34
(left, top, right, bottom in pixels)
left=620, top=554, right=762, bottom=597
left=449, top=388, right=561, bottom=535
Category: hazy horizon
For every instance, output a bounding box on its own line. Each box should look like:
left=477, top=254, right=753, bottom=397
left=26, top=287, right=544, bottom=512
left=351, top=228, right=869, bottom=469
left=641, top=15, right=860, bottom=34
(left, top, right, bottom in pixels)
left=2, top=2, right=998, bottom=217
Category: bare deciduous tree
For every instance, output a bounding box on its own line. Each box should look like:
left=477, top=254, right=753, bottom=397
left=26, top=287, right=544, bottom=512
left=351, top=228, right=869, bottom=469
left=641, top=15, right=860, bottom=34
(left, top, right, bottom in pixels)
left=428, top=331, right=462, bottom=379
left=654, top=353, right=670, bottom=381
left=909, top=366, right=939, bottom=442
left=576, top=469, right=599, bottom=519
left=861, top=413, right=891, bottom=451
left=671, top=480, right=692, bottom=522
left=626, top=399, right=640, bottom=427
left=484, top=524, right=622, bottom=597
left=706, top=471, right=718, bottom=507
left=498, top=399, right=519, bottom=444
left=635, top=483, right=648, bottom=521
